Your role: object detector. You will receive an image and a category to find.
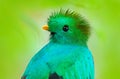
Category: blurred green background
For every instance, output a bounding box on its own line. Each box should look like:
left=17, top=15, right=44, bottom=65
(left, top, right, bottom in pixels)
left=0, top=0, right=120, bottom=79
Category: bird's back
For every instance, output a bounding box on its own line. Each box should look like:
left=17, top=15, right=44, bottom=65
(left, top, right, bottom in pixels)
left=22, top=42, right=94, bottom=79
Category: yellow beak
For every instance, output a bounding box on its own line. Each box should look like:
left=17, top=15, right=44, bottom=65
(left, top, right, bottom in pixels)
left=42, top=25, right=49, bottom=31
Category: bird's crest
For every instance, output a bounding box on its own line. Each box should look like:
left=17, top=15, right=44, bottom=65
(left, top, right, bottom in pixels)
left=48, top=9, right=90, bottom=39
left=48, top=9, right=80, bottom=20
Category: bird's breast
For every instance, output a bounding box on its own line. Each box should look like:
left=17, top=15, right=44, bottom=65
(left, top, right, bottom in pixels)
left=41, top=43, right=85, bottom=72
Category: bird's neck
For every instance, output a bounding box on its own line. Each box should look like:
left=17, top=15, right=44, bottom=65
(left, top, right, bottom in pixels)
left=50, top=32, right=88, bottom=46
left=49, top=39, right=88, bottom=47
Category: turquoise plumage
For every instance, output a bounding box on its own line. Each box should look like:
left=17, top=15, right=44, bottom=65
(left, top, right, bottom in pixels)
left=22, top=9, right=94, bottom=79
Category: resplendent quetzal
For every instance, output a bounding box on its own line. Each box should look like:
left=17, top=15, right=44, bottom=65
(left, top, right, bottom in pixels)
left=21, top=9, right=94, bottom=79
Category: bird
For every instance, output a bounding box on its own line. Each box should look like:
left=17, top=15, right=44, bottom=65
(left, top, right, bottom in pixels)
left=21, top=9, right=94, bottom=79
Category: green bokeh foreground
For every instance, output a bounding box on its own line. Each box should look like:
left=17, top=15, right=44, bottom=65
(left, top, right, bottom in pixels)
left=0, top=0, right=120, bottom=79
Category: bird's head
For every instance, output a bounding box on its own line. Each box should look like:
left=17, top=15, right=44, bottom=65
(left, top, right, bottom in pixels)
left=43, top=9, right=90, bottom=46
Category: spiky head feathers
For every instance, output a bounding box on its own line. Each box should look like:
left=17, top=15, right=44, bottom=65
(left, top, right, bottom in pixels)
left=47, top=9, right=90, bottom=45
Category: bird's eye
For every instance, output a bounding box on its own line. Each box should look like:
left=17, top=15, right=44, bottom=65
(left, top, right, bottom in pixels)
left=63, top=25, right=69, bottom=32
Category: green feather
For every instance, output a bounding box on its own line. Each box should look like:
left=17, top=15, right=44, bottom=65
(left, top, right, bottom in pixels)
left=48, top=9, right=90, bottom=45
left=22, top=9, right=94, bottom=79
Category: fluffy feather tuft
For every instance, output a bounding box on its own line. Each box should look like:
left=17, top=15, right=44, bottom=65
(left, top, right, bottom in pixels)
left=48, top=9, right=90, bottom=38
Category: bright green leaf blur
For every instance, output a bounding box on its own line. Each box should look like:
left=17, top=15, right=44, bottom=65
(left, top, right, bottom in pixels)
left=0, top=0, right=120, bottom=79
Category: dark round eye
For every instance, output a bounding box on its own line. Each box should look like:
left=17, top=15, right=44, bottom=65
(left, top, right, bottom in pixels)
left=63, top=25, right=69, bottom=32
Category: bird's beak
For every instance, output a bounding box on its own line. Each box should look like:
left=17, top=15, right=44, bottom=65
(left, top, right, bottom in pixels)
left=42, top=25, right=49, bottom=31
